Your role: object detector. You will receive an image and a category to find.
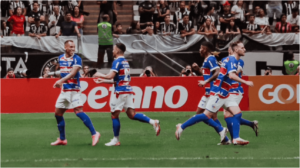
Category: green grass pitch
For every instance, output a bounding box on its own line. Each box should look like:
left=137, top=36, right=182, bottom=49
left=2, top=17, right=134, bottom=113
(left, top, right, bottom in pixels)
left=1, top=111, right=299, bottom=167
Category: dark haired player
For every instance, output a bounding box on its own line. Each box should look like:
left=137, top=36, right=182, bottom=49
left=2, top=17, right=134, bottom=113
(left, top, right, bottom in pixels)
left=51, top=40, right=100, bottom=146
left=94, top=43, right=161, bottom=146
left=175, top=42, right=229, bottom=143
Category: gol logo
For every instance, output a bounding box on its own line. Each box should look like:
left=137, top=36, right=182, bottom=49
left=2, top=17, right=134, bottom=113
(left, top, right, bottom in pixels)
left=258, top=84, right=299, bottom=104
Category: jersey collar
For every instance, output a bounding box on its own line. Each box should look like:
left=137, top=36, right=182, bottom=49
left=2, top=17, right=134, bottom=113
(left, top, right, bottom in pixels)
left=116, top=56, right=125, bottom=59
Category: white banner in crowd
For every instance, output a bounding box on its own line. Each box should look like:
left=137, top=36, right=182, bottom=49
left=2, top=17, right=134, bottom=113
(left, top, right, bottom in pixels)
left=1, top=33, right=299, bottom=62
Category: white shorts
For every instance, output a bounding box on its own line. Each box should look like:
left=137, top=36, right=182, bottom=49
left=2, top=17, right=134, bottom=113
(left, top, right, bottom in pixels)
left=206, top=95, right=238, bottom=113
left=110, top=94, right=135, bottom=112
left=55, top=91, right=84, bottom=109
left=229, top=93, right=243, bottom=105
left=197, top=96, right=209, bottom=109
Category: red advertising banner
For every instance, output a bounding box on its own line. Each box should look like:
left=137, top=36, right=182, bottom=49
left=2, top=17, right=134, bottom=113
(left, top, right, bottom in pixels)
left=1, top=77, right=249, bottom=113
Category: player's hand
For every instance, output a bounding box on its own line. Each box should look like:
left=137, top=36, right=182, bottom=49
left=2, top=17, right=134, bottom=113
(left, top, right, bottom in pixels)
left=218, top=61, right=222, bottom=66
left=245, top=81, right=254, bottom=87
left=94, top=78, right=104, bottom=84
left=198, top=80, right=207, bottom=87
left=53, top=80, right=62, bottom=88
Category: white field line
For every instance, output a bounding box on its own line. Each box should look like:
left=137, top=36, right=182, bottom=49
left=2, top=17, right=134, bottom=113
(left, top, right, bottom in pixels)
left=2, top=157, right=299, bottom=163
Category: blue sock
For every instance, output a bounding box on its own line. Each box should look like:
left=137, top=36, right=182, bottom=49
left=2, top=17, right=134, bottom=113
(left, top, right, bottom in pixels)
left=214, top=119, right=229, bottom=142
left=240, top=118, right=254, bottom=127
left=55, top=115, right=65, bottom=140
left=181, top=114, right=221, bottom=131
left=203, top=119, right=223, bottom=133
left=234, top=113, right=242, bottom=123
left=112, top=118, right=120, bottom=137
left=76, top=112, right=96, bottom=135
left=231, top=116, right=240, bottom=139
left=133, top=113, right=150, bottom=123
left=225, top=117, right=234, bottom=140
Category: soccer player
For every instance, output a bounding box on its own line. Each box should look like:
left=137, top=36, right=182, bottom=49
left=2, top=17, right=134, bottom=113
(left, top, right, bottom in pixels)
left=51, top=40, right=100, bottom=146
left=224, top=46, right=259, bottom=139
left=94, top=43, right=161, bottom=146
left=175, top=42, right=229, bottom=143
left=176, top=41, right=253, bottom=145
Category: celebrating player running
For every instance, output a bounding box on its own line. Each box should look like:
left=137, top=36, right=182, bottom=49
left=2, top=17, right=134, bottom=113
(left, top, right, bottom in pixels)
left=94, top=43, right=161, bottom=146
left=51, top=40, right=100, bottom=146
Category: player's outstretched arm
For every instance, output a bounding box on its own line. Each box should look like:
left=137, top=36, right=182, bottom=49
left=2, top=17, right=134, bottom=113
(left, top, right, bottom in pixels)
left=198, top=68, right=220, bottom=87
left=97, top=71, right=117, bottom=80
left=94, top=78, right=114, bottom=84
left=229, top=72, right=253, bottom=87
left=53, top=66, right=80, bottom=88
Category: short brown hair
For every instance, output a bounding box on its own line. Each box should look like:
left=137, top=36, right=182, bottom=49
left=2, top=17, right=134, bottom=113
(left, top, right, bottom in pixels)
left=230, top=41, right=243, bottom=51
left=64, top=40, right=74, bottom=45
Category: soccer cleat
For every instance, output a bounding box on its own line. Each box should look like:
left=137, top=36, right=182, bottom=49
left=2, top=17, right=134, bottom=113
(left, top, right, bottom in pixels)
left=92, top=132, right=101, bottom=146
left=175, top=124, right=183, bottom=140
left=252, top=120, right=259, bottom=137
left=105, top=138, right=121, bottom=146
left=217, top=139, right=232, bottom=145
left=219, top=127, right=228, bottom=142
left=153, top=120, right=161, bottom=136
left=232, top=137, right=249, bottom=146
left=51, top=138, right=67, bottom=146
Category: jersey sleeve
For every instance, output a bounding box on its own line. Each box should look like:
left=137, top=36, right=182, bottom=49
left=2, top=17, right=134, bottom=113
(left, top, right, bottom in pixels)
left=110, top=60, right=120, bottom=73
left=227, top=57, right=238, bottom=74
left=208, top=57, right=220, bottom=71
left=73, top=56, right=82, bottom=67
left=238, top=59, right=244, bottom=69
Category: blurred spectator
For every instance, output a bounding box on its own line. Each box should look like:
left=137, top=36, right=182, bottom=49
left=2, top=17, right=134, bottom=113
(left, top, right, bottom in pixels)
left=180, top=65, right=197, bottom=77
left=40, top=67, right=54, bottom=78
left=48, top=5, right=64, bottom=36
left=204, top=6, right=217, bottom=27
left=81, top=65, right=91, bottom=78
left=66, top=0, right=82, bottom=13
left=287, top=8, right=300, bottom=30
left=178, top=14, right=195, bottom=41
left=1, top=1, right=10, bottom=18
left=282, top=1, right=297, bottom=16
left=97, top=14, right=113, bottom=68
left=157, top=0, right=170, bottom=24
left=7, top=7, right=26, bottom=36
left=242, top=14, right=261, bottom=35
left=174, top=1, right=191, bottom=32
left=56, top=11, right=80, bottom=37
left=139, top=0, right=155, bottom=29
left=128, top=21, right=149, bottom=34
left=1, top=20, right=10, bottom=37
left=255, top=9, right=272, bottom=35
left=254, top=6, right=261, bottom=17
left=140, top=66, right=157, bottom=77
left=9, top=1, right=26, bottom=16
left=190, top=0, right=201, bottom=25
left=219, top=1, right=234, bottom=34
left=28, top=2, right=45, bottom=24
left=275, top=14, right=292, bottom=33
left=5, top=68, right=15, bottom=79
left=252, top=1, right=267, bottom=15
left=191, top=62, right=202, bottom=76
left=26, top=0, right=43, bottom=16
left=97, top=0, right=115, bottom=25
left=28, top=18, right=47, bottom=39
left=197, top=18, right=217, bottom=43
left=296, top=66, right=300, bottom=75
left=71, top=6, right=84, bottom=34
left=159, top=15, right=176, bottom=35
left=231, top=0, right=249, bottom=32
left=143, top=22, right=154, bottom=35
left=284, top=51, right=299, bottom=75
left=264, top=67, right=272, bottom=76
left=47, top=0, right=65, bottom=16
left=267, top=1, right=282, bottom=26
left=226, top=19, right=240, bottom=40
left=113, top=22, right=125, bottom=38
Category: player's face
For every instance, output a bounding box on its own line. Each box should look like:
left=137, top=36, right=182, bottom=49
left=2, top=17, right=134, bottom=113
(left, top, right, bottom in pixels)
left=236, top=43, right=246, bottom=56
left=199, top=45, right=207, bottom=57
left=113, top=45, right=119, bottom=58
left=65, top=42, right=75, bottom=56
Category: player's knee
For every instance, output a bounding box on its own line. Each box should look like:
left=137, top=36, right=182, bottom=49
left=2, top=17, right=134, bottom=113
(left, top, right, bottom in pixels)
left=196, top=108, right=204, bottom=114
left=126, top=109, right=136, bottom=119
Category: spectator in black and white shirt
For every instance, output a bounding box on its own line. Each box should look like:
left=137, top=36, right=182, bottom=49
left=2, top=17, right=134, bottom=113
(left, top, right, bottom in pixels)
left=283, top=1, right=297, bottom=16
left=0, top=20, right=10, bottom=37
left=28, top=2, right=45, bottom=24
left=26, top=0, right=44, bottom=16
left=219, top=1, right=234, bottom=34
left=29, top=18, right=47, bottom=39
left=204, top=6, right=217, bottom=27
left=48, top=5, right=64, bottom=36
left=156, top=0, right=170, bottom=24
left=158, top=14, right=176, bottom=35
left=287, top=8, right=300, bottom=31
left=173, top=1, right=192, bottom=27
left=9, top=1, right=26, bottom=16
left=139, top=0, right=155, bottom=29
left=178, top=14, right=195, bottom=40
left=47, top=0, right=65, bottom=17
left=242, top=14, right=261, bottom=36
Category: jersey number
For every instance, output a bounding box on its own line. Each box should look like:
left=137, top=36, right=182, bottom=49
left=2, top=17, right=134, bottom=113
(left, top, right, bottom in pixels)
left=124, top=69, right=130, bottom=81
